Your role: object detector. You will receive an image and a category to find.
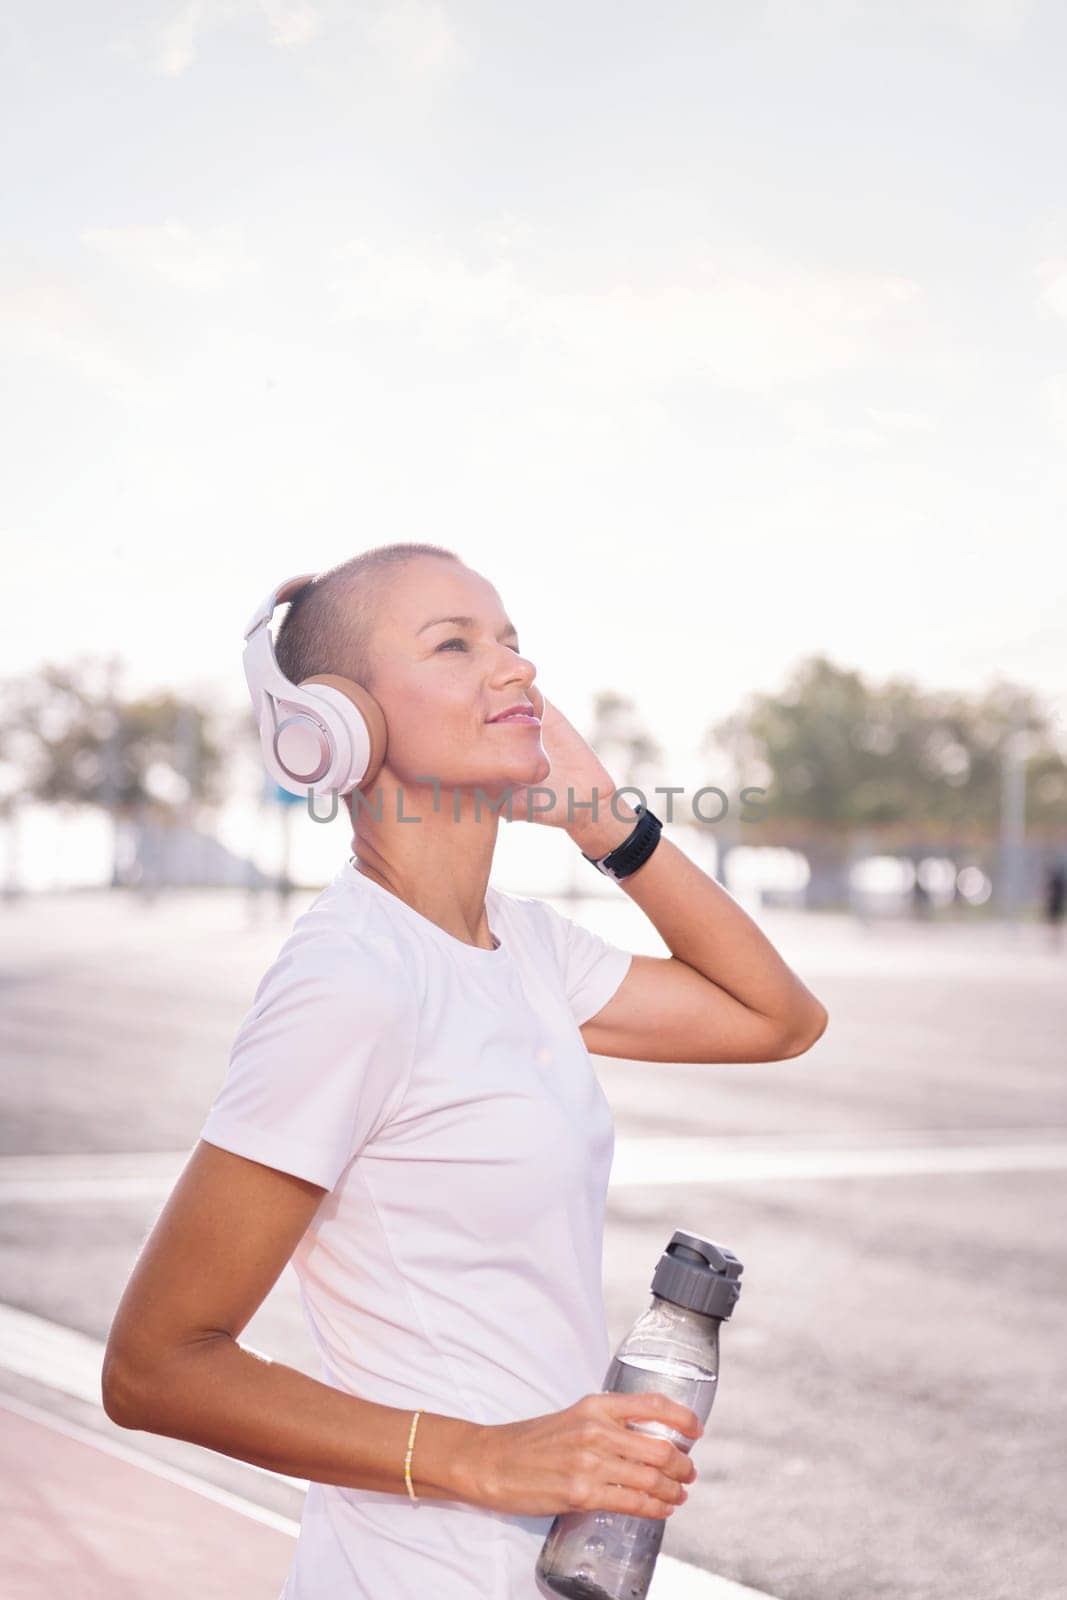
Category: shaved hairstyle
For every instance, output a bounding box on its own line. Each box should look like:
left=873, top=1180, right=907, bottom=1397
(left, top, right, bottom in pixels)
left=274, top=542, right=462, bottom=696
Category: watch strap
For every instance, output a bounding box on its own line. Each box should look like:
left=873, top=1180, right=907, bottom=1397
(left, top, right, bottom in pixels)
left=582, top=803, right=663, bottom=882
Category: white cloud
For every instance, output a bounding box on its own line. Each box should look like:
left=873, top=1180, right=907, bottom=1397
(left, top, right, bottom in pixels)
left=756, top=0, right=1034, bottom=45
left=949, top=0, right=1033, bottom=43
left=865, top=407, right=939, bottom=433
left=1047, top=373, right=1067, bottom=442
left=260, top=0, right=321, bottom=48
left=139, top=0, right=459, bottom=78
left=81, top=220, right=260, bottom=292
left=1035, top=258, right=1067, bottom=321
left=156, top=0, right=209, bottom=75
left=783, top=397, right=889, bottom=453
left=149, top=0, right=321, bottom=76
left=365, top=0, right=463, bottom=80
left=0, top=259, right=145, bottom=393
left=328, top=236, right=926, bottom=392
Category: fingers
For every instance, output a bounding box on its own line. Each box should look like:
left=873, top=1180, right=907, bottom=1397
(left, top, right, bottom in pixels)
left=599, top=1425, right=697, bottom=1513
left=625, top=1429, right=696, bottom=1485
left=575, top=1391, right=703, bottom=1521
left=602, top=1455, right=690, bottom=1519
left=598, top=1389, right=702, bottom=1443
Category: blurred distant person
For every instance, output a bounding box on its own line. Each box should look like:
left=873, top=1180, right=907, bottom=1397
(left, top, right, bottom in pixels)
left=911, top=868, right=932, bottom=920
left=1043, top=859, right=1066, bottom=950
left=276, top=866, right=296, bottom=916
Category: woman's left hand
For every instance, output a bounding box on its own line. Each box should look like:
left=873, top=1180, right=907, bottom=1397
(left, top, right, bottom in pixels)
left=503, top=695, right=618, bottom=834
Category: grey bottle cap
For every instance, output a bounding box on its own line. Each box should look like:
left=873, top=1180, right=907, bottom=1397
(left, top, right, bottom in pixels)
left=650, top=1230, right=744, bottom=1320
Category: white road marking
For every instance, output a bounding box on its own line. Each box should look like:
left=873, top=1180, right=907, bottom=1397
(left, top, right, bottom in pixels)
left=0, top=1305, right=776, bottom=1600
left=0, top=1387, right=302, bottom=1537
left=0, top=1176, right=184, bottom=1201
left=1, top=1136, right=1066, bottom=1200
left=652, top=1562, right=777, bottom=1600
left=0, top=1300, right=307, bottom=1491
left=609, top=1138, right=1067, bottom=1186
left=0, top=1299, right=112, bottom=1406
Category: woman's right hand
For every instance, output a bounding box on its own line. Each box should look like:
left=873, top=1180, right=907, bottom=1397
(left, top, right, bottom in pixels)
left=465, top=1391, right=702, bottom=1520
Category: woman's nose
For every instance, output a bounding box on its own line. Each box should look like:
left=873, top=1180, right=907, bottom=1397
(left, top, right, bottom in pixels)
left=495, top=649, right=537, bottom=686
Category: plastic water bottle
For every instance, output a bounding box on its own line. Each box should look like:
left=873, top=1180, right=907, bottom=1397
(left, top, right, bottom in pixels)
left=535, top=1230, right=744, bottom=1600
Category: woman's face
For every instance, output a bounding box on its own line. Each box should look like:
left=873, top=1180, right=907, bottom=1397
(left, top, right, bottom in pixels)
left=366, top=558, right=550, bottom=796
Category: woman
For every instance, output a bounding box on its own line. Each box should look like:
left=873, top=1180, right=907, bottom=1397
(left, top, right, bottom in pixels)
left=101, top=543, right=828, bottom=1599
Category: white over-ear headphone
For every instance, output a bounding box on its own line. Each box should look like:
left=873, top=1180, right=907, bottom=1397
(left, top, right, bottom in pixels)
left=243, top=572, right=388, bottom=801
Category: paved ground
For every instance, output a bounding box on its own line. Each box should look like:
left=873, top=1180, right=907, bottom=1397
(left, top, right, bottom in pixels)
left=0, top=886, right=1064, bottom=1599
left=0, top=1393, right=295, bottom=1600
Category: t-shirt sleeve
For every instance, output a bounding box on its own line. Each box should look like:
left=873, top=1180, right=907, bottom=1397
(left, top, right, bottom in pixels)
left=196, top=926, right=416, bottom=1192
left=531, top=898, right=634, bottom=1027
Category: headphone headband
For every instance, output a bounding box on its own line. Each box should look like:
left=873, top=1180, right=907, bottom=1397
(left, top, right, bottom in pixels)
left=243, top=571, right=317, bottom=643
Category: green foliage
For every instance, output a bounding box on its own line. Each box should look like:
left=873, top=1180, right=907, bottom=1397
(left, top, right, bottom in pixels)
left=707, top=654, right=1066, bottom=841
left=0, top=655, right=227, bottom=816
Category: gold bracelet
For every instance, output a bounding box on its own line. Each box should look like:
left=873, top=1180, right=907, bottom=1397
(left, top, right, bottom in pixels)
left=404, top=1409, right=422, bottom=1503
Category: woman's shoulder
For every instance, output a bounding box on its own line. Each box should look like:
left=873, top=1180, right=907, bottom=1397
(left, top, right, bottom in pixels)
left=487, top=882, right=568, bottom=920
left=486, top=883, right=567, bottom=954
left=251, top=872, right=417, bottom=1019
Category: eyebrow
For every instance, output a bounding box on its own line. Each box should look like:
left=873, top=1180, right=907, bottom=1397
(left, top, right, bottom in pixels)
left=417, top=614, right=520, bottom=643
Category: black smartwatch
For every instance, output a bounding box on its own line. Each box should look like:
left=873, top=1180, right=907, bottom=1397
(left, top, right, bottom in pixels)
left=581, top=802, right=663, bottom=882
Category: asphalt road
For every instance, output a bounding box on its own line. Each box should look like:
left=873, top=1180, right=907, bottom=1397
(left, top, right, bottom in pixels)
left=1, top=886, right=1064, bottom=1600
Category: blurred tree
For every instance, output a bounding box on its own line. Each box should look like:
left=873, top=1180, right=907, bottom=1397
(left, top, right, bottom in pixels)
left=0, top=656, right=229, bottom=887
left=704, top=655, right=1067, bottom=908
left=0, top=655, right=226, bottom=813
left=588, top=689, right=663, bottom=804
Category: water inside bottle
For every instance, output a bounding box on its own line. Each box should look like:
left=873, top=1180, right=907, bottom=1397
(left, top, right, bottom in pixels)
left=536, top=1510, right=664, bottom=1600
left=535, top=1354, right=718, bottom=1599
left=604, top=1351, right=718, bottom=1445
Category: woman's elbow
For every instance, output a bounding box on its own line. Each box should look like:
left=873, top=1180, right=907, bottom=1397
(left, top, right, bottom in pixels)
left=781, top=1001, right=830, bottom=1059
left=101, top=1351, right=147, bottom=1429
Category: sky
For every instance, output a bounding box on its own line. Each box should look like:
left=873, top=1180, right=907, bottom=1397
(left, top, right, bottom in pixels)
left=3, top=0, right=1066, bottom=803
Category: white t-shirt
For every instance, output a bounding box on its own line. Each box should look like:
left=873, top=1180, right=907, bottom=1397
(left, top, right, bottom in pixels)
left=197, top=857, right=634, bottom=1600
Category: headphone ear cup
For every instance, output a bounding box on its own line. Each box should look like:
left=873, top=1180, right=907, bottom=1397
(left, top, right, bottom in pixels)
left=301, top=674, right=388, bottom=793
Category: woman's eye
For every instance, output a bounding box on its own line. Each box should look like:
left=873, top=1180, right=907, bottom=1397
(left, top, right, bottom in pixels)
left=436, top=637, right=523, bottom=655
